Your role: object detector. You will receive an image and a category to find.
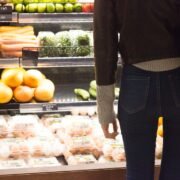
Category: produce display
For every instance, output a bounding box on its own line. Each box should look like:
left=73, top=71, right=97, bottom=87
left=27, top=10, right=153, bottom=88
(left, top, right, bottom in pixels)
left=0, top=26, right=38, bottom=58
left=38, top=30, right=93, bottom=57
left=0, top=68, right=55, bottom=103
left=0, top=113, right=163, bottom=168
left=6, top=0, right=94, bottom=13
left=74, top=80, right=120, bottom=100
left=0, top=27, right=93, bottom=58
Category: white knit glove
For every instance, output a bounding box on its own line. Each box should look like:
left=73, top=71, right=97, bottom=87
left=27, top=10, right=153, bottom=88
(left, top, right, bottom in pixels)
left=97, top=84, right=117, bottom=138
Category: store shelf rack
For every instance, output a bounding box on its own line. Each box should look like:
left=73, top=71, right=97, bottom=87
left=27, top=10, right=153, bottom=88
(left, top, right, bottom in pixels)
left=18, top=13, right=93, bottom=24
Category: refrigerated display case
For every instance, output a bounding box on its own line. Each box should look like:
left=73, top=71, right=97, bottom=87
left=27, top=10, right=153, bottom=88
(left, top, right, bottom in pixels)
left=0, top=3, right=161, bottom=179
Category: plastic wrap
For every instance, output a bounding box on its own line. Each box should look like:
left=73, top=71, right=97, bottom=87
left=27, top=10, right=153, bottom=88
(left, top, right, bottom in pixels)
left=102, top=138, right=125, bottom=162
left=61, top=115, right=93, bottom=137
left=0, top=116, right=8, bottom=138
left=27, top=157, right=60, bottom=167
left=0, top=159, right=27, bottom=169
left=98, top=156, right=114, bottom=164
left=28, top=137, right=65, bottom=157
left=8, top=115, right=39, bottom=138
left=65, top=136, right=102, bottom=157
left=41, top=114, right=63, bottom=134
left=66, top=154, right=97, bottom=165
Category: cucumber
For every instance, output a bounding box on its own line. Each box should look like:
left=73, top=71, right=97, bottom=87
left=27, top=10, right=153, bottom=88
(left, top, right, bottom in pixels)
left=90, top=80, right=97, bottom=91
left=89, top=87, right=96, bottom=99
left=74, top=88, right=90, bottom=100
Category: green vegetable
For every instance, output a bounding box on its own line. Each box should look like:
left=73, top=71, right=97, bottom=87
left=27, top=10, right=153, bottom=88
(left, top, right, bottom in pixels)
left=76, top=33, right=90, bottom=56
left=89, top=87, right=96, bottom=99
left=75, top=46, right=91, bottom=56
left=74, top=88, right=90, bottom=100
left=90, top=80, right=96, bottom=90
left=38, top=32, right=57, bottom=57
left=55, top=31, right=72, bottom=57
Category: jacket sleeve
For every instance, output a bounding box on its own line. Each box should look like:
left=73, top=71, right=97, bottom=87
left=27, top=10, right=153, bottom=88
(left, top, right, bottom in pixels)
left=94, top=0, right=119, bottom=86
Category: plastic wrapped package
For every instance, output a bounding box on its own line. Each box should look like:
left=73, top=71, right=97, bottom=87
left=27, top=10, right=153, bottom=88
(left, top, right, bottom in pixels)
left=61, top=115, right=93, bottom=137
left=28, top=137, right=65, bottom=157
left=0, top=159, right=27, bottom=169
left=55, top=31, right=72, bottom=57
left=98, top=156, right=114, bottom=164
left=7, top=138, right=30, bottom=159
left=69, top=30, right=91, bottom=57
left=102, top=138, right=125, bottom=162
left=8, top=115, right=39, bottom=138
left=0, top=116, right=8, bottom=138
left=10, top=143, right=30, bottom=159
left=40, top=114, right=63, bottom=134
left=71, top=107, right=96, bottom=117
left=91, top=119, right=105, bottom=149
left=35, top=125, right=55, bottom=138
left=42, top=139, right=65, bottom=157
left=0, top=138, right=30, bottom=159
left=65, top=136, right=102, bottom=158
left=28, top=138, right=44, bottom=157
left=66, top=154, right=97, bottom=165
left=0, top=142, right=10, bottom=160
left=112, top=147, right=126, bottom=162
left=27, top=157, right=60, bottom=167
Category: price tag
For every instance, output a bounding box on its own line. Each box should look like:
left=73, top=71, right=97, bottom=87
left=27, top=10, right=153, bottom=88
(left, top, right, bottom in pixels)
left=42, top=104, right=58, bottom=112
left=0, top=6, right=12, bottom=14
left=0, top=6, right=12, bottom=22
left=22, top=48, right=39, bottom=60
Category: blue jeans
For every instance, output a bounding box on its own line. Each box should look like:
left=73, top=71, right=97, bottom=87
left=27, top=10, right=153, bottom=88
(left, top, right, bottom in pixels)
left=118, top=65, right=180, bottom=180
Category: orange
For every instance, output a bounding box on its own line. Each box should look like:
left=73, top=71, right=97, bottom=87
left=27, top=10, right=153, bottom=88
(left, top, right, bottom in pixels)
left=14, top=85, right=34, bottom=103
left=34, top=79, right=55, bottom=102
left=0, top=82, right=13, bottom=103
left=23, top=69, right=45, bottom=88
left=1, top=68, right=24, bottom=88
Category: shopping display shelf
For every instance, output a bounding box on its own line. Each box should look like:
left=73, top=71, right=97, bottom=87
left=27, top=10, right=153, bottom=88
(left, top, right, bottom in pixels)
left=0, top=12, right=18, bottom=23
left=0, top=83, right=98, bottom=114
left=27, top=56, right=95, bottom=68
left=0, top=161, right=161, bottom=180
left=18, top=13, right=93, bottom=24
left=0, top=58, right=20, bottom=68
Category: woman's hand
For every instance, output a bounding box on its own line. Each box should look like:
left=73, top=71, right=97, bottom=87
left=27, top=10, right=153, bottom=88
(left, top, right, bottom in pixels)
left=101, top=119, right=118, bottom=139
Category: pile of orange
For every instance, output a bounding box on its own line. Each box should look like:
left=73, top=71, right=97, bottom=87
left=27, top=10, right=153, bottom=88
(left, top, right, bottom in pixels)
left=0, top=68, right=55, bottom=103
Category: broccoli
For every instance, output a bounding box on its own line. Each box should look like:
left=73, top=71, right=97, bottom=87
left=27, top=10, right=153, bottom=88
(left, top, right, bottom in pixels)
left=38, top=32, right=57, bottom=57
left=74, top=32, right=91, bottom=56
left=55, top=31, right=72, bottom=57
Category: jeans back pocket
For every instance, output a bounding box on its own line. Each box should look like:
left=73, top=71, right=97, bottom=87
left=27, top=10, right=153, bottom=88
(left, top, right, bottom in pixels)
left=119, top=76, right=150, bottom=114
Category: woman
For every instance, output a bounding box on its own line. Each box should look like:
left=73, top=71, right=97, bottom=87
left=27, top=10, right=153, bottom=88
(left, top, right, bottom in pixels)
left=94, top=0, right=180, bottom=179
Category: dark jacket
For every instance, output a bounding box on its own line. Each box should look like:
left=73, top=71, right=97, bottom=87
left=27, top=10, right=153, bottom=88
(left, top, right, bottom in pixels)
left=94, top=0, right=180, bottom=85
